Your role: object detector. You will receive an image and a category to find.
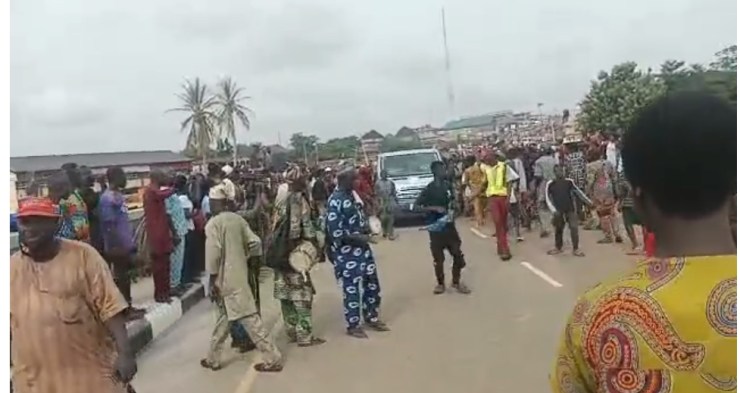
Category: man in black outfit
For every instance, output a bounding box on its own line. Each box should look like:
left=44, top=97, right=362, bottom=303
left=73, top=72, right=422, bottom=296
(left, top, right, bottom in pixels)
left=545, top=165, right=592, bottom=256
left=415, top=161, right=471, bottom=295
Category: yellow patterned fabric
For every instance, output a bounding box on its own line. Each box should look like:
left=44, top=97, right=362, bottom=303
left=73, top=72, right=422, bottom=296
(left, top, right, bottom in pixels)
left=551, top=256, right=737, bottom=393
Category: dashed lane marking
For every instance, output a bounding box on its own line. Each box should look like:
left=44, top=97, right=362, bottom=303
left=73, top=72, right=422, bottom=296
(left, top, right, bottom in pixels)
left=233, top=317, right=285, bottom=393
left=469, top=227, right=489, bottom=239
left=520, top=261, right=563, bottom=288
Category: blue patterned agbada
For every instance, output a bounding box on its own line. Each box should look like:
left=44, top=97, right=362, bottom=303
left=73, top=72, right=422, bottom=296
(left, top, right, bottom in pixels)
left=326, top=189, right=381, bottom=329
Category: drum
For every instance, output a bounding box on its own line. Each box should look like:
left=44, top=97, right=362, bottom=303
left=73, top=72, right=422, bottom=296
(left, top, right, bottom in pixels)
left=368, top=216, right=382, bottom=235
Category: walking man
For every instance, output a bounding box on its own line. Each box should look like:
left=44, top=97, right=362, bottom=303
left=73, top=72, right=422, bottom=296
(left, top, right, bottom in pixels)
left=12, top=197, right=137, bottom=393
left=545, top=165, right=591, bottom=256
left=375, top=169, right=398, bottom=240
left=326, top=168, right=390, bottom=338
left=482, top=152, right=515, bottom=260
left=416, top=161, right=472, bottom=294
left=201, top=189, right=283, bottom=372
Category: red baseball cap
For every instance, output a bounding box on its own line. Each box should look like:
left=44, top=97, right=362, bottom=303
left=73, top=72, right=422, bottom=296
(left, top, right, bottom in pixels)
left=17, top=197, right=61, bottom=218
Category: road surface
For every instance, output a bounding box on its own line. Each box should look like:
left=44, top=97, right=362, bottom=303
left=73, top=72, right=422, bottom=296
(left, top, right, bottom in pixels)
left=131, top=221, right=636, bottom=393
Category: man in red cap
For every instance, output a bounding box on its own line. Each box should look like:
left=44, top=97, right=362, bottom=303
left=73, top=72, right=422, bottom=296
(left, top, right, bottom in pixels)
left=11, top=197, right=136, bottom=393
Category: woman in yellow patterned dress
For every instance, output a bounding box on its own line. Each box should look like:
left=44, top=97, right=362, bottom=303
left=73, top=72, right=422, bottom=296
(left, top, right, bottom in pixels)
left=551, top=92, right=737, bottom=393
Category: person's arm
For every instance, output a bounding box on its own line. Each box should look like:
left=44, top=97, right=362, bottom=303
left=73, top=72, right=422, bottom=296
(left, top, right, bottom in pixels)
left=241, top=219, right=263, bottom=258
left=82, top=247, right=135, bottom=382
left=569, top=180, right=592, bottom=207
left=545, top=180, right=558, bottom=214
left=204, top=221, right=222, bottom=297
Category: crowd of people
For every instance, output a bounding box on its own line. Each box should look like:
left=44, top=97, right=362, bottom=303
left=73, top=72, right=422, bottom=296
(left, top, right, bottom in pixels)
left=9, top=90, right=736, bottom=393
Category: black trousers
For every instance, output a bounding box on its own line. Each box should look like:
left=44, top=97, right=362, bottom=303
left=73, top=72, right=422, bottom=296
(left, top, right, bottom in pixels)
left=553, top=211, right=579, bottom=250
left=181, top=230, right=198, bottom=284
left=105, top=253, right=133, bottom=306
left=429, top=224, right=467, bottom=285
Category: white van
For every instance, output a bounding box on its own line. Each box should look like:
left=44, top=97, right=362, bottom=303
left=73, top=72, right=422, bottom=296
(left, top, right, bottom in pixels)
left=376, top=148, right=442, bottom=220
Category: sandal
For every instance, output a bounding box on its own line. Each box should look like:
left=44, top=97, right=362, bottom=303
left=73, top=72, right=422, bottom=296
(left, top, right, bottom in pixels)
left=366, top=320, right=391, bottom=332
left=253, top=363, right=283, bottom=373
left=572, top=250, right=585, bottom=257
left=200, top=358, right=222, bottom=371
left=298, top=337, right=327, bottom=347
left=347, top=327, right=369, bottom=339
left=547, top=249, right=563, bottom=255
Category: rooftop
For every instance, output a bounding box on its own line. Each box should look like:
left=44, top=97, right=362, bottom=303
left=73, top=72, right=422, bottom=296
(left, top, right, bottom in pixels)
left=442, top=115, right=497, bottom=131
left=10, top=150, right=191, bottom=173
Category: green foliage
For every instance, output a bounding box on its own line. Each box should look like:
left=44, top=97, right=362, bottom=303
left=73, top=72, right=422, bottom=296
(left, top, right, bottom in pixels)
left=289, top=133, right=320, bottom=152
left=214, top=77, right=253, bottom=164
left=319, top=136, right=359, bottom=160
left=167, top=78, right=219, bottom=165
left=578, top=45, right=737, bottom=135
left=577, top=62, right=666, bottom=133
left=380, top=135, right=422, bottom=152
left=215, top=138, right=234, bottom=157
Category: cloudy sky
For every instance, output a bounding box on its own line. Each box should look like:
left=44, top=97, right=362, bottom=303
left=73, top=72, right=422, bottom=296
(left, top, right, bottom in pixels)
left=10, top=0, right=736, bottom=156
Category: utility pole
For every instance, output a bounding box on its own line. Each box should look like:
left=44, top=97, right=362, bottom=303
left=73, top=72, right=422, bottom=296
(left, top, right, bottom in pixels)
left=441, top=7, right=456, bottom=119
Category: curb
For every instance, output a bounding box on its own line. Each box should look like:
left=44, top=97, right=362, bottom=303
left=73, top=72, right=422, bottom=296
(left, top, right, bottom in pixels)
left=128, top=279, right=207, bottom=355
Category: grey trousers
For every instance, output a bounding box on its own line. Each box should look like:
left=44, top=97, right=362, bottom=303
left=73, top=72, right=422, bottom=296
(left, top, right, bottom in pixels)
left=206, top=299, right=282, bottom=367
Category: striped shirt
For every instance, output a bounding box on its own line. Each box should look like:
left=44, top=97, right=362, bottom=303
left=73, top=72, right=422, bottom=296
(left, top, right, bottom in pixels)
left=11, top=240, right=128, bottom=393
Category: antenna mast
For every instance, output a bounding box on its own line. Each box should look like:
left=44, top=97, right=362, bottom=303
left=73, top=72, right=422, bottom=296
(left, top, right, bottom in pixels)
left=441, top=7, right=456, bottom=119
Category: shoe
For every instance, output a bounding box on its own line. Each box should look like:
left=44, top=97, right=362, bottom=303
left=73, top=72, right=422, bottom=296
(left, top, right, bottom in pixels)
left=500, top=254, right=512, bottom=261
left=346, top=327, right=369, bottom=339
left=365, top=320, right=390, bottom=332
left=298, top=337, right=327, bottom=347
left=451, top=282, right=471, bottom=294
left=433, top=284, right=446, bottom=295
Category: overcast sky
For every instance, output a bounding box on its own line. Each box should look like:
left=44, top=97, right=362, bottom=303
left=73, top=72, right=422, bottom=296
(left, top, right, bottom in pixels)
left=10, top=0, right=736, bottom=156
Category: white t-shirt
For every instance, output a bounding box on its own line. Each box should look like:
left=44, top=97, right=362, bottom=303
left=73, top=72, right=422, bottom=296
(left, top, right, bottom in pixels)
left=178, top=194, right=195, bottom=230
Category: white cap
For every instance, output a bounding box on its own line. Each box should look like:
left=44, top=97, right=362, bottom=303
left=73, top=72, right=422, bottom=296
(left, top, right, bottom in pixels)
left=222, top=165, right=233, bottom=175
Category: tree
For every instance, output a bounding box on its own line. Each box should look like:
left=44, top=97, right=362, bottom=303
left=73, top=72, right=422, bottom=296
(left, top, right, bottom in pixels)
left=215, top=138, right=234, bottom=158
left=215, top=77, right=253, bottom=166
left=319, top=136, right=359, bottom=160
left=380, top=135, right=422, bottom=152
left=710, top=45, right=737, bottom=72
left=167, top=78, right=219, bottom=167
left=289, top=133, right=320, bottom=163
left=577, top=62, right=666, bottom=134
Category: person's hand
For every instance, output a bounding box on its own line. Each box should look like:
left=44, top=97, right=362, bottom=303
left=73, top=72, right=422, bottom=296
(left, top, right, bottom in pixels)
left=114, top=352, right=137, bottom=383
left=209, top=283, right=220, bottom=302
left=368, top=235, right=379, bottom=244
left=429, top=206, right=446, bottom=213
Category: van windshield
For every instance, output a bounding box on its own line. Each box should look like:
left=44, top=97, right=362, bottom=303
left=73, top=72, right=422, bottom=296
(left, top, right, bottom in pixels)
left=382, top=153, right=438, bottom=177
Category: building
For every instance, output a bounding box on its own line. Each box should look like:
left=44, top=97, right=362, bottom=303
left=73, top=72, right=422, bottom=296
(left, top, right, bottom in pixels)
left=10, top=150, right=192, bottom=195
left=359, top=130, right=384, bottom=163
left=436, top=114, right=500, bottom=145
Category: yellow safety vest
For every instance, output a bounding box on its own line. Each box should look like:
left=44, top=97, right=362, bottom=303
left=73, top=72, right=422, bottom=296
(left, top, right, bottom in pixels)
left=484, top=163, right=508, bottom=197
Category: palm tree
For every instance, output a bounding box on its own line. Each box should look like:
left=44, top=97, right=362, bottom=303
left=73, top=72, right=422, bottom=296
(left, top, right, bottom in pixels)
left=167, top=78, right=219, bottom=168
left=215, top=77, right=253, bottom=165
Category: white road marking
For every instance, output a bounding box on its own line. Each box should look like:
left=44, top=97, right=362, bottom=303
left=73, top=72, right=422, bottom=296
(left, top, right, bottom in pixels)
left=520, top=262, right=563, bottom=288
left=233, top=317, right=285, bottom=393
left=469, top=227, right=489, bottom=239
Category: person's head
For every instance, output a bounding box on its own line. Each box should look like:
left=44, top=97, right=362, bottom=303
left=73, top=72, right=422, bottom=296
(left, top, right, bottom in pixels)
left=464, top=155, right=476, bottom=167
left=47, top=171, right=72, bottom=203
left=79, top=166, right=94, bottom=188
left=430, top=161, right=446, bottom=179
left=174, top=174, right=188, bottom=194
left=17, top=197, right=61, bottom=257
left=149, top=169, right=167, bottom=187
left=106, top=167, right=127, bottom=190
left=208, top=186, right=230, bottom=214
left=622, top=91, right=735, bottom=235
left=380, top=169, right=388, bottom=180
left=336, top=168, right=357, bottom=191
left=554, top=164, right=565, bottom=179
left=61, top=163, right=82, bottom=189
left=285, top=165, right=306, bottom=192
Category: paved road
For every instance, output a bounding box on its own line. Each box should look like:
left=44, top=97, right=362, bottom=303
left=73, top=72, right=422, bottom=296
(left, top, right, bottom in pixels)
left=131, top=221, right=637, bottom=393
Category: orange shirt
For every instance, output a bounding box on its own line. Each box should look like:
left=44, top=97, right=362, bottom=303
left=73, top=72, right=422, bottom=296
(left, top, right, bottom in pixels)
left=11, top=240, right=129, bottom=393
